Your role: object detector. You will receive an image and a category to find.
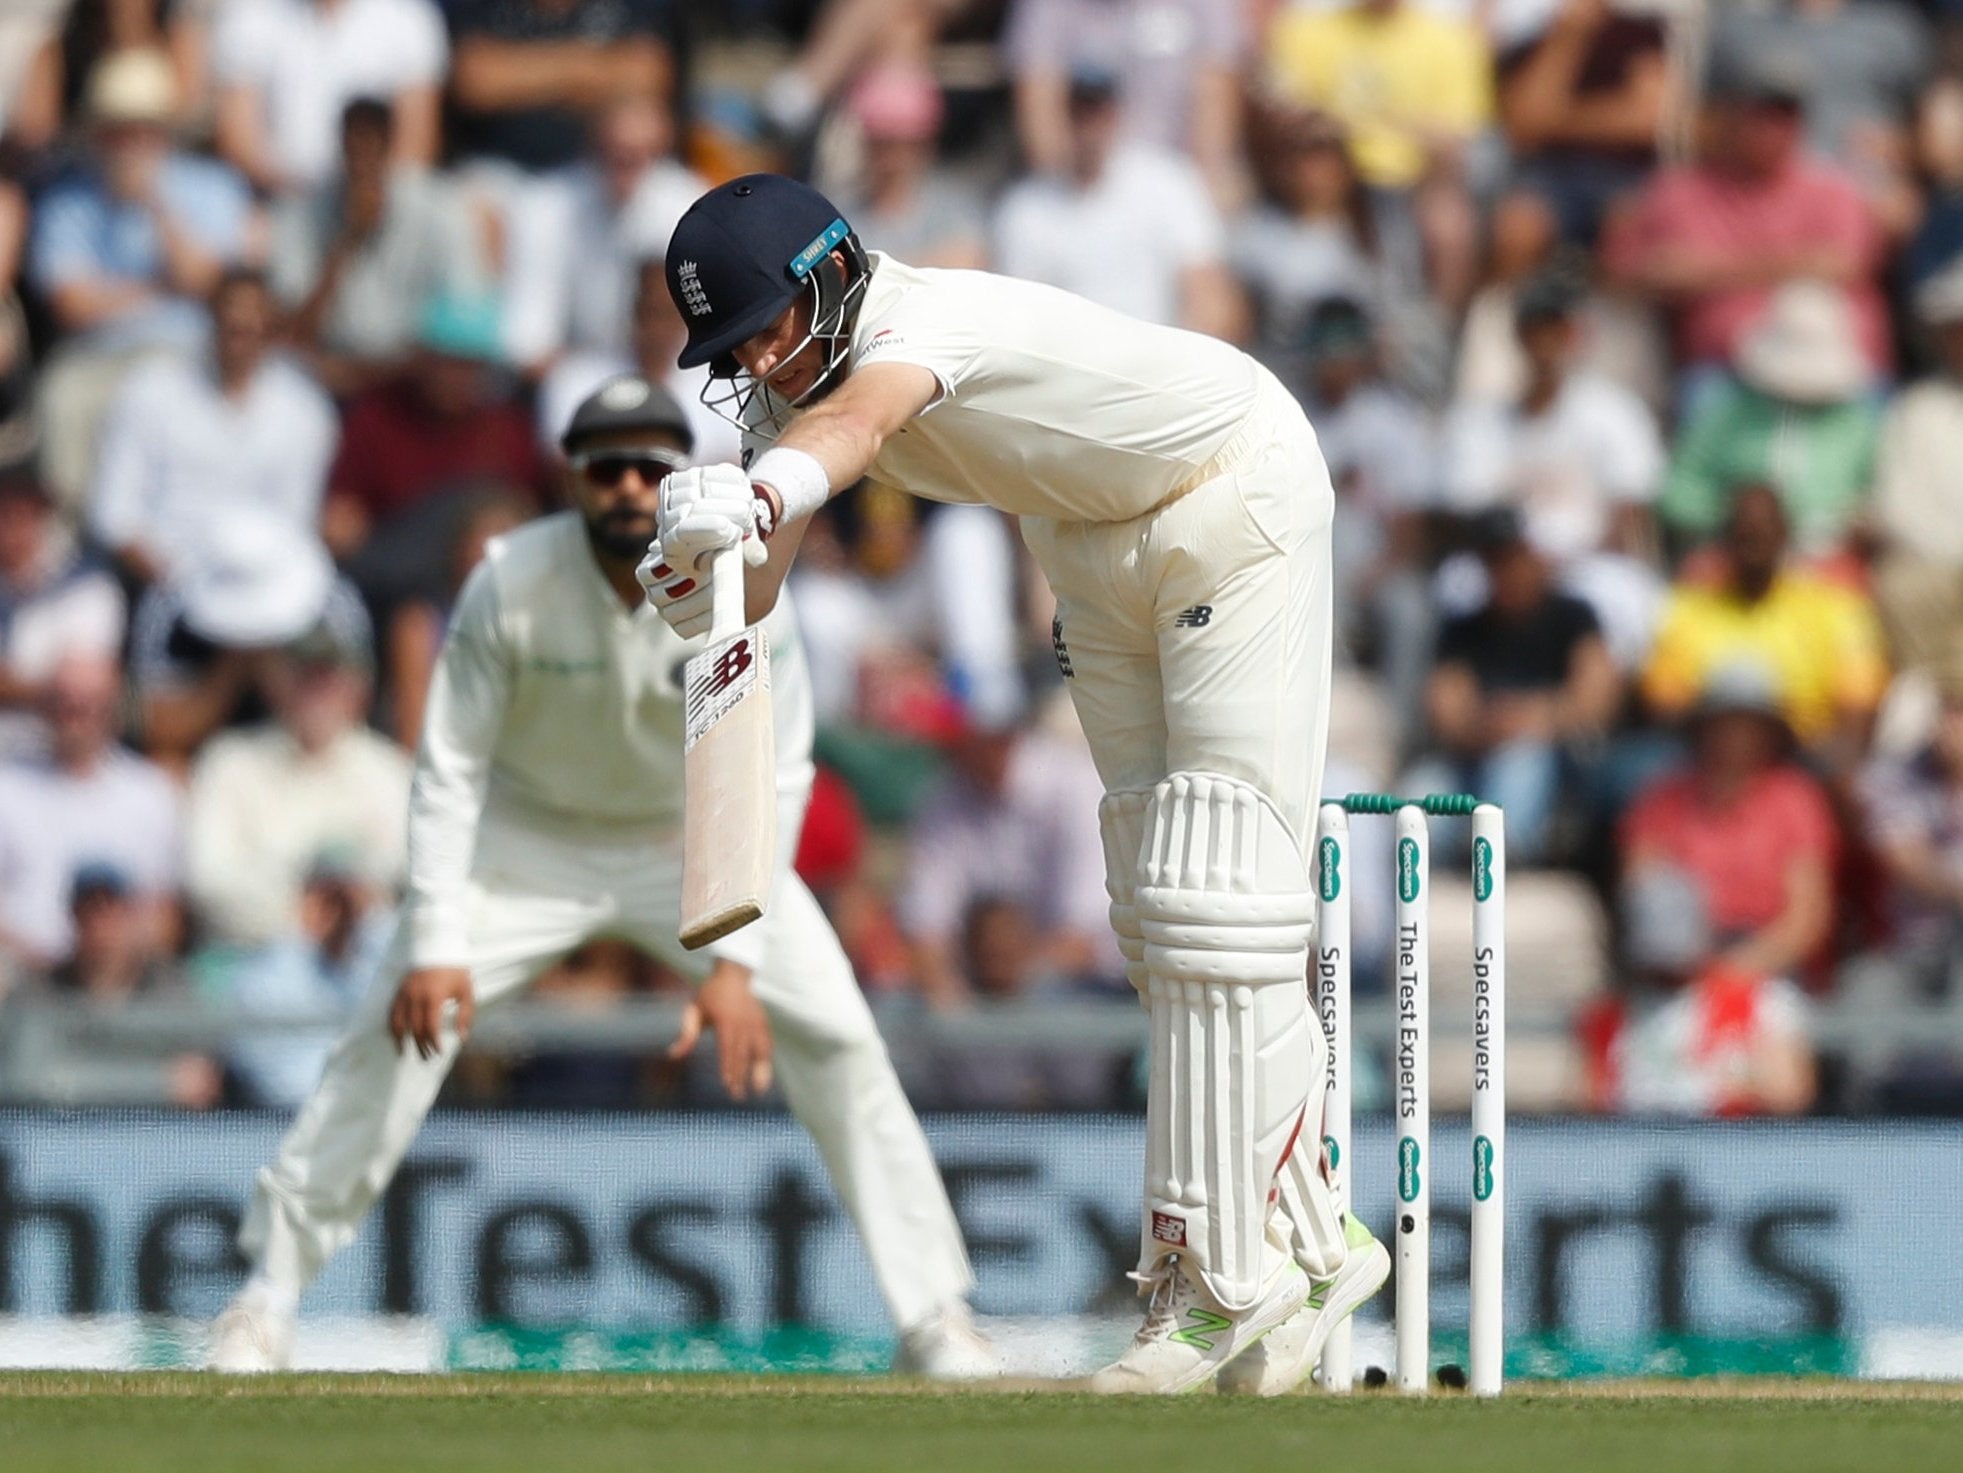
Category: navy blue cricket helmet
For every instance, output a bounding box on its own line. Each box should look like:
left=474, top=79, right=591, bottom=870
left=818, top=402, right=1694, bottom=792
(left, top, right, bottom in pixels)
left=664, top=175, right=871, bottom=431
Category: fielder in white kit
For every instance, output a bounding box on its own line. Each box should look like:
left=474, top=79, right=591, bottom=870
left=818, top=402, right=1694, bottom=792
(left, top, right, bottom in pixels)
left=208, top=375, right=990, bottom=1378
left=641, top=175, right=1390, bottom=1394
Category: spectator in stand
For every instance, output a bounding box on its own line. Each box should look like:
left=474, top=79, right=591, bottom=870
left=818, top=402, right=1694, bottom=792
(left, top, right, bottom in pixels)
left=1706, top=0, right=1929, bottom=234
left=827, top=66, right=987, bottom=269
left=1659, top=281, right=1879, bottom=554
left=1604, top=56, right=1889, bottom=392
left=1413, top=509, right=1620, bottom=866
left=0, top=466, right=125, bottom=762
left=447, top=0, right=673, bottom=180
left=29, top=47, right=259, bottom=507
left=1621, top=659, right=1839, bottom=988
left=537, top=258, right=741, bottom=468
left=1290, top=298, right=1436, bottom=746
left=1579, top=863, right=1816, bottom=1117
left=0, top=655, right=181, bottom=969
left=89, top=268, right=337, bottom=588
left=1858, top=646, right=1963, bottom=983
left=1644, top=483, right=1888, bottom=775
left=322, top=291, right=543, bottom=599
left=1872, top=261, right=1963, bottom=674
left=222, top=852, right=392, bottom=1108
left=1265, top=0, right=1490, bottom=312
left=1905, top=72, right=1963, bottom=291
left=755, top=0, right=944, bottom=144
left=994, top=68, right=1242, bottom=337
left=1232, top=108, right=1441, bottom=396
left=210, top=0, right=446, bottom=195
left=1004, top=0, right=1248, bottom=203
left=1496, top=0, right=1675, bottom=245
left=913, top=896, right=1130, bottom=1111
left=1442, top=271, right=1665, bottom=670
left=501, top=92, right=703, bottom=375
left=273, top=98, right=489, bottom=397
left=185, top=613, right=410, bottom=947
left=128, top=509, right=363, bottom=772
left=899, top=710, right=1122, bottom=1009
left=2, top=862, right=221, bottom=1111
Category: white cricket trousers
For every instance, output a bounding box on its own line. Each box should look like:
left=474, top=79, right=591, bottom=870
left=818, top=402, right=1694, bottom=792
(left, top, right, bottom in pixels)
left=1022, top=366, right=1348, bottom=1295
left=238, top=805, right=975, bottom=1334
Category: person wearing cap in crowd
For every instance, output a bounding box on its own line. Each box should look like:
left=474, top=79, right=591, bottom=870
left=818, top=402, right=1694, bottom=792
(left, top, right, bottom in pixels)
left=0, top=464, right=125, bottom=762
left=126, top=505, right=369, bottom=773
left=89, top=266, right=338, bottom=588
left=27, top=46, right=260, bottom=507
left=1577, top=862, right=1816, bottom=1118
left=1659, top=279, right=1880, bottom=553
left=994, top=65, right=1242, bottom=337
left=640, top=164, right=1376, bottom=1393
left=209, top=374, right=992, bottom=1382
left=1410, top=506, right=1620, bottom=866
left=1286, top=297, right=1436, bottom=748
left=826, top=65, right=986, bottom=270
left=184, top=609, right=410, bottom=950
left=321, top=288, right=544, bottom=580
left=1442, top=269, right=1665, bottom=670
left=1605, top=51, right=1890, bottom=394
left=1622, top=657, right=1840, bottom=991
left=1644, top=482, right=1888, bottom=774
left=1871, top=258, right=1963, bottom=674
left=0, top=654, right=182, bottom=971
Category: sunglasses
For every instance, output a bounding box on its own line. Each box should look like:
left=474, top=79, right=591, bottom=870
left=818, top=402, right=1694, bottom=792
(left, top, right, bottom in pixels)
left=570, top=449, right=685, bottom=487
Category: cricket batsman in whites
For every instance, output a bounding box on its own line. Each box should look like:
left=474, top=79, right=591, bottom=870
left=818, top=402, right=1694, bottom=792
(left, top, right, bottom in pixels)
left=641, top=175, right=1391, bottom=1394
left=208, top=375, right=991, bottom=1380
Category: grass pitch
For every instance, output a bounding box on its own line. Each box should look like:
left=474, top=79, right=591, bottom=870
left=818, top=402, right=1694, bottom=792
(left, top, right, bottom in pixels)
left=5, top=1373, right=1963, bottom=1473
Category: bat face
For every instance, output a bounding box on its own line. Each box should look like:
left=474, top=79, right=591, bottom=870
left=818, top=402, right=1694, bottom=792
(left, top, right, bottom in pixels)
left=680, top=623, right=775, bottom=949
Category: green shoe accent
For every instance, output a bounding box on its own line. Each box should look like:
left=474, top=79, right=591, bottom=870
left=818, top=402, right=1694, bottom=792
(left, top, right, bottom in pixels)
left=1343, top=1213, right=1377, bottom=1251
left=1169, top=1309, right=1233, bottom=1351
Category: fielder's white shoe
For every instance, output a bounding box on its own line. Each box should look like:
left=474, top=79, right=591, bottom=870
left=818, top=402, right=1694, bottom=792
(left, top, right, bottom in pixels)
left=1215, top=1215, right=1391, bottom=1396
left=892, top=1303, right=999, bottom=1381
left=207, top=1286, right=295, bottom=1374
left=1086, top=1252, right=1308, bottom=1395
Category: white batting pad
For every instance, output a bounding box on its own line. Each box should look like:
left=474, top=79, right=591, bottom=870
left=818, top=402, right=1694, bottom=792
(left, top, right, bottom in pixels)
left=1097, top=788, right=1152, bottom=999
left=1135, top=772, right=1316, bottom=1310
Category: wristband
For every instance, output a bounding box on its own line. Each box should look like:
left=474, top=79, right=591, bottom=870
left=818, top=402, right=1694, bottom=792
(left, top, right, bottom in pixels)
left=748, top=447, right=830, bottom=537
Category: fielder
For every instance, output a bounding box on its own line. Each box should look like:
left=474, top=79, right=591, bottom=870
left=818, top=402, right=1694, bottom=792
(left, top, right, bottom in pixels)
left=640, top=175, right=1390, bottom=1395
left=209, top=376, right=991, bottom=1379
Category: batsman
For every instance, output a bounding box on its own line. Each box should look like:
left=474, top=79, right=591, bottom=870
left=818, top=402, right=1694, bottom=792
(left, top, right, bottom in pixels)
left=643, top=175, right=1391, bottom=1394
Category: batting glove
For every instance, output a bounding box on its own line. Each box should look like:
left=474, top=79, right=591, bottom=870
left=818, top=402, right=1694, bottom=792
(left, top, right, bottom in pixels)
left=636, top=546, right=714, bottom=639
left=656, top=463, right=770, bottom=573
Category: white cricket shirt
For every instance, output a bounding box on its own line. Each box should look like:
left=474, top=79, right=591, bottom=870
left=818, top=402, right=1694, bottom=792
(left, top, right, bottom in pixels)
left=402, top=512, right=814, bottom=969
left=754, top=254, right=1268, bottom=523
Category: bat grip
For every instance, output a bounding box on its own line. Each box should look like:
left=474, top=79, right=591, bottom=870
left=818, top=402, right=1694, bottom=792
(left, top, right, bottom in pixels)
left=707, top=542, right=746, bottom=641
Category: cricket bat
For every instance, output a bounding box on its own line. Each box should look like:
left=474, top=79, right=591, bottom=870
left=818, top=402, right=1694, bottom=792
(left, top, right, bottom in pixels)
left=680, top=543, right=775, bottom=950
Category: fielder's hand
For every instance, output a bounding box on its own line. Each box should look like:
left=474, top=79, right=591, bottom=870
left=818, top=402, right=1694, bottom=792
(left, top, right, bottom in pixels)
left=669, top=959, right=775, bottom=1101
left=389, top=965, right=475, bottom=1061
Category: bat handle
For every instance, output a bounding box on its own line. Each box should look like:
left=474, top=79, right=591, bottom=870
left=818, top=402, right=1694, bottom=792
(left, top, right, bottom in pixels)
left=707, top=542, right=746, bottom=641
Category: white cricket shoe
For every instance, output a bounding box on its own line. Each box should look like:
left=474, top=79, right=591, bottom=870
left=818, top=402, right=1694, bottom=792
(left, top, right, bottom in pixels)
left=207, top=1286, right=295, bottom=1374
left=892, top=1303, right=999, bottom=1381
left=1215, top=1215, right=1391, bottom=1396
left=1086, top=1252, right=1307, bottom=1395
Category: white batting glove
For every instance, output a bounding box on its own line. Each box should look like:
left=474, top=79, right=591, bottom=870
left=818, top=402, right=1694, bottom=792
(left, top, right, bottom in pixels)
left=656, top=463, right=769, bottom=574
left=636, top=545, right=714, bottom=639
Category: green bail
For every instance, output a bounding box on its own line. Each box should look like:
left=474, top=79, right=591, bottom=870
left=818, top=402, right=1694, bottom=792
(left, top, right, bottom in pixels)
left=1339, top=792, right=1483, bottom=817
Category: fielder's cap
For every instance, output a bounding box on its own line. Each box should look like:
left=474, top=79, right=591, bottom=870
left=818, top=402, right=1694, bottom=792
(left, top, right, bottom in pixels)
left=666, top=174, right=854, bottom=370
left=560, top=374, right=695, bottom=454
left=177, top=508, right=334, bottom=648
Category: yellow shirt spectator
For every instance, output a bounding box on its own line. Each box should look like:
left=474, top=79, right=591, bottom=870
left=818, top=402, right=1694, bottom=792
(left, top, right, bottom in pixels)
left=1266, top=0, right=1494, bottom=190
left=1642, top=570, right=1890, bottom=744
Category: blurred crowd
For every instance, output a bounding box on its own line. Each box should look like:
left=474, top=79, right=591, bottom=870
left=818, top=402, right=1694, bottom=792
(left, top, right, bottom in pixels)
left=6, top=0, right=1963, bottom=1118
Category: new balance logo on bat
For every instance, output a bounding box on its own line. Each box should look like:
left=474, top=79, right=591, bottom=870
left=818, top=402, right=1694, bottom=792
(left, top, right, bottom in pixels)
left=1174, top=605, right=1213, bottom=628
left=709, top=639, right=753, bottom=693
